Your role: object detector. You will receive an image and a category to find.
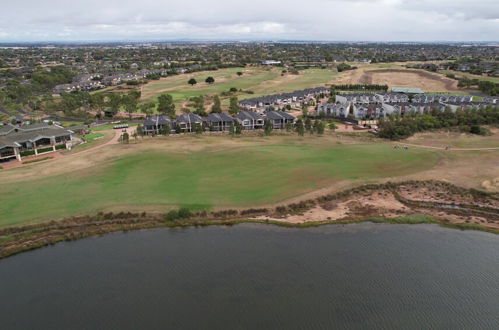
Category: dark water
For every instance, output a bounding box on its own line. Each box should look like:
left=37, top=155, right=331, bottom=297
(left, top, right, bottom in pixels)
left=1, top=223, right=499, bottom=330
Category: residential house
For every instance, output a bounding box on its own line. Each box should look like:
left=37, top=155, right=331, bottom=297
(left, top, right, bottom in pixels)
left=236, top=111, right=264, bottom=130
left=175, top=113, right=205, bottom=132
left=206, top=113, right=235, bottom=131
left=143, top=115, right=174, bottom=135
left=265, top=111, right=295, bottom=129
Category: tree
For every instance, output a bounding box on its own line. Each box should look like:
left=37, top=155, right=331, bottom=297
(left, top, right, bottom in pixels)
left=194, top=123, right=204, bottom=134
left=123, top=91, right=140, bottom=120
left=205, top=76, right=215, bottom=84
left=295, top=119, right=305, bottom=136
left=132, top=132, right=138, bottom=140
left=193, top=96, right=206, bottom=116
left=136, top=124, right=144, bottom=136
left=317, top=121, right=326, bottom=135
left=328, top=122, right=337, bottom=131
left=211, top=95, right=222, bottom=113
left=302, top=105, right=308, bottom=117
left=264, top=120, right=273, bottom=136
left=122, top=132, right=129, bottom=144
left=305, top=118, right=312, bottom=133
left=140, top=101, right=155, bottom=116
left=237, top=71, right=243, bottom=76
left=90, top=93, right=106, bottom=114
left=285, top=122, right=293, bottom=132
left=160, top=124, right=171, bottom=135
left=188, top=78, right=197, bottom=86
left=157, top=94, right=175, bottom=117
left=229, top=96, right=240, bottom=115
left=107, top=94, right=122, bottom=116
left=235, top=121, right=242, bottom=135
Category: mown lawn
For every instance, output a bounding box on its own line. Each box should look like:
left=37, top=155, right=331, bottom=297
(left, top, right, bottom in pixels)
left=0, top=143, right=439, bottom=227
left=140, top=67, right=337, bottom=109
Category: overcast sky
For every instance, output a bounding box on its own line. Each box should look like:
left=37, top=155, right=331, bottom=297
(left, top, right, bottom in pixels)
left=0, top=0, right=498, bottom=42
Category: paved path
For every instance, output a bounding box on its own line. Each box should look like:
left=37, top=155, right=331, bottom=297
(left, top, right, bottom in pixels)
left=394, top=141, right=499, bottom=151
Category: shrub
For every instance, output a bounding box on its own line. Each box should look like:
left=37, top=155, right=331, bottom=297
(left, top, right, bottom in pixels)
left=20, top=150, right=36, bottom=157
left=165, top=210, right=179, bottom=222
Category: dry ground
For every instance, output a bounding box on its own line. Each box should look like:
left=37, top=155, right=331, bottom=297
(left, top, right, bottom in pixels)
left=334, top=64, right=463, bottom=92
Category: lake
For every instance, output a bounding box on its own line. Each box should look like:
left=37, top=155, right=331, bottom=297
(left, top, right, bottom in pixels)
left=1, top=223, right=499, bottom=329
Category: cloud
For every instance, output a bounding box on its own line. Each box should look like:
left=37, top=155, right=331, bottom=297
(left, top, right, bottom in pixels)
left=0, top=0, right=497, bottom=41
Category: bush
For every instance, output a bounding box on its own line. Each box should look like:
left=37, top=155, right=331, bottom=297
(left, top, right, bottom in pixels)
left=469, top=125, right=490, bottom=136
left=164, top=207, right=193, bottom=222
left=20, top=150, right=36, bottom=157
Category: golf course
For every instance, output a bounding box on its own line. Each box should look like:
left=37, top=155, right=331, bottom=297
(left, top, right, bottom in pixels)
left=0, top=136, right=441, bottom=227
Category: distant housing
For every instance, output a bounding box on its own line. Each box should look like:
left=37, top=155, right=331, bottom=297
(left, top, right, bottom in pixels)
left=260, top=60, right=282, bottom=66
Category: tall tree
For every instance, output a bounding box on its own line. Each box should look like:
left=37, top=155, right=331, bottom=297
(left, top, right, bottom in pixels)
left=229, top=96, right=240, bottom=115
left=193, top=96, right=206, bottom=116
left=295, top=119, right=305, bottom=136
left=140, top=101, right=156, bottom=116
left=305, top=118, right=312, bottom=133
left=264, top=120, right=273, bottom=136
left=123, top=92, right=139, bottom=120
left=157, top=94, right=175, bottom=117
left=211, top=95, right=222, bottom=113
left=107, top=94, right=122, bottom=116
left=205, top=76, right=215, bottom=84
left=188, top=78, right=197, bottom=86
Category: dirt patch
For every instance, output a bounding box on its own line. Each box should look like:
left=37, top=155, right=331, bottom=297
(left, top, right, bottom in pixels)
left=334, top=66, right=462, bottom=92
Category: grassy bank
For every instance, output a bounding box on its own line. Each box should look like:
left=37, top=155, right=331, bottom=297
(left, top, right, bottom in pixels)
left=2, top=213, right=498, bottom=260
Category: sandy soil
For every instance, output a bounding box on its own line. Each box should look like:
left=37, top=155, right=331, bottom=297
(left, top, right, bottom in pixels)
left=257, top=184, right=499, bottom=230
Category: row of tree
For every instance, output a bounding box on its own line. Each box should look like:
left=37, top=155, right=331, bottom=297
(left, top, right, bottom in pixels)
left=378, top=106, right=499, bottom=140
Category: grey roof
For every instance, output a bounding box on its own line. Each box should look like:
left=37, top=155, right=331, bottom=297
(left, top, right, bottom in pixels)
left=176, top=113, right=205, bottom=124
left=239, top=87, right=328, bottom=107
left=236, top=111, right=264, bottom=121
left=0, top=124, right=16, bottom=136
left=206, top=113, right=235, bottom=122
left=265, top=111, right=295, bottom=120
left=144, top=115, right=172, bottom=126
left=0, top=125, right=72, bottom=149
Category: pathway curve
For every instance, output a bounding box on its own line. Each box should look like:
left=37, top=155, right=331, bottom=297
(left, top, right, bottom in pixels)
left=394, top=141, right=499, bottom=151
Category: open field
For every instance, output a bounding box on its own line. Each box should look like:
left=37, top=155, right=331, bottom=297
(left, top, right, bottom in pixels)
left=139, top=67, right=337, bottom=111
left=2, top=128, right=499, bottom=228
left=334, top=64, right=462, bottom=92
left=438, top=70, right=499, bottom=84
left=0, top=134, right=443, bottom=227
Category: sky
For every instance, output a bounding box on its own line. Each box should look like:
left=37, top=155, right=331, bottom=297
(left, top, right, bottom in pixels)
left=0, top=0, right=498, bottom=42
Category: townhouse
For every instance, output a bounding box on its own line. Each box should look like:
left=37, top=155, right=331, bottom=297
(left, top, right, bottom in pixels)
left=265, top=111, right=296, bottom=129
left=206, top=113, right=235, bottom=131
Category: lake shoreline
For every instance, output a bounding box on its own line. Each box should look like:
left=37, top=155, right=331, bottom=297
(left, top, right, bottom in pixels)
left=1, top=180, right=498, bottom=260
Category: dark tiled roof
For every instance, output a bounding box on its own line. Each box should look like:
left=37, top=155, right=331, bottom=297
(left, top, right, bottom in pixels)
left=144, top=115, right=172, bottom=126
left=265, top=111, right=295, bottom=120
left=207, top=113, right=235, bottom=122
left=236, top=111, right=264, bottom=121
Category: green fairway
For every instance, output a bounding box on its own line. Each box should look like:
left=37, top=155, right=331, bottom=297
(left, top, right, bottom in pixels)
left=140, top=67, right=337, bottom=109
left=0, top=143, right=439, bottom=227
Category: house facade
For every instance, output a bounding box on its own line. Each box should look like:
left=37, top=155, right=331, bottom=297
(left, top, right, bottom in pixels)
left=206, top=113, right=235, bottom=131
left=143, top=115, right=173, bottom=135
left=236, top=111, right=265, bottom=130
left=0, top=123, right=73, bottom=162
